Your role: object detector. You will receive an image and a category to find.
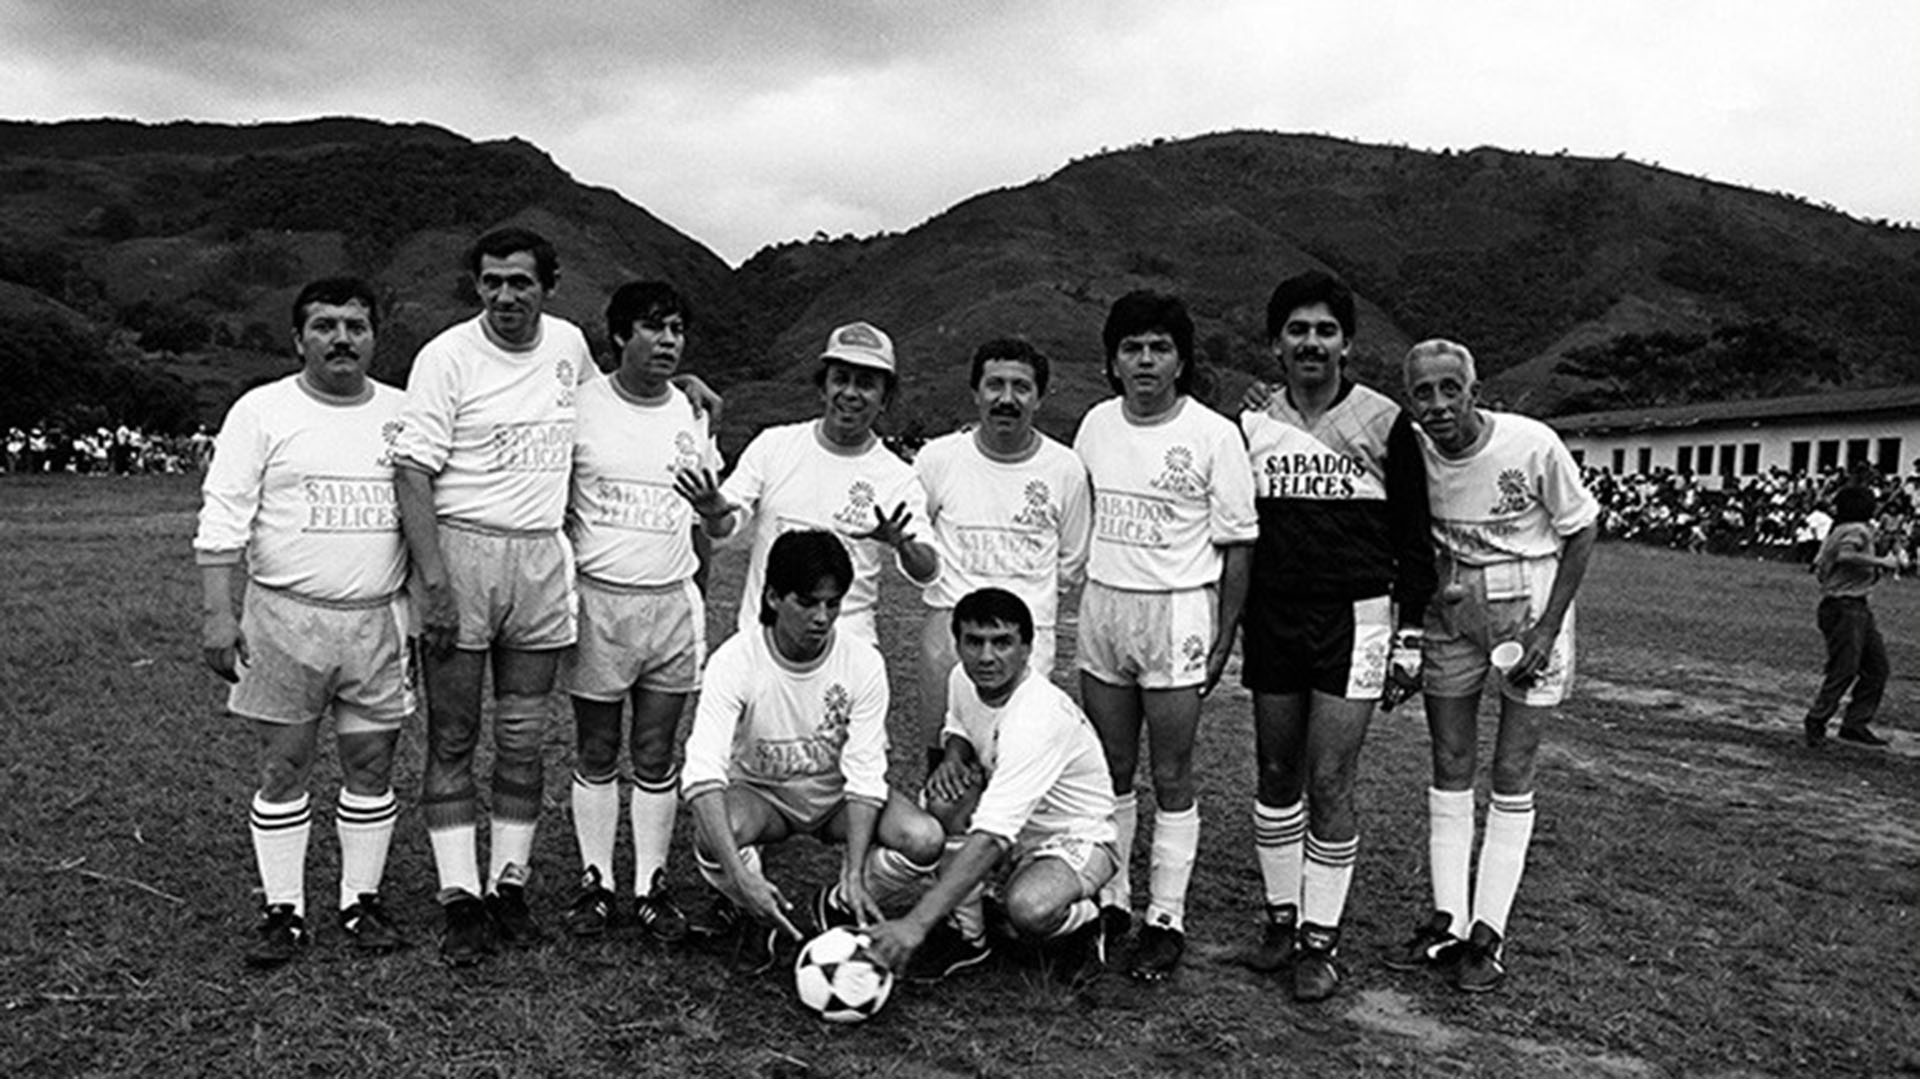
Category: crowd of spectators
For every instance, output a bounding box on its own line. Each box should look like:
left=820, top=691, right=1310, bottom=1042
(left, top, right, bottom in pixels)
left=1583, top=465, right=1920, bottom=569
left=4, top=424, right=213, bottom=475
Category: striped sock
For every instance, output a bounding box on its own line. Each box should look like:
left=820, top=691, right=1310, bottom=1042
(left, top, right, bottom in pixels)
left=335, top=788, right=397, bottom=909
left=630, top=770, right=679, bottom=894
left=250, top=792, right=311, bottom=916
left=1301, top=831, right=1359, bottom=928
left=1253, top=800, right=1306, bottom=909
left=1472, top=791, right=1536, bottom=938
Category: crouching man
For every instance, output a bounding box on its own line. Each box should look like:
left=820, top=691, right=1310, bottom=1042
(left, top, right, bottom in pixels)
left=866, top=588, right=1118, bottom=985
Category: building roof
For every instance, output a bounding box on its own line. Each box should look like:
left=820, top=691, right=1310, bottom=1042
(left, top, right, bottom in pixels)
left=1551, top=385, right=1920, bottom=436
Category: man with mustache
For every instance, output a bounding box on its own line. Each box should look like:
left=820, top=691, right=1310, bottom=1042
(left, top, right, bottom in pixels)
left=910, top=338, right=1091, bottom=739
left=557, top=281, right=723, bottom=943
left=195, top=277, right=412, bottom=966
left=392, top=227, right=593, bottom=965
left=1236, top=270, right=1435, bottom=1002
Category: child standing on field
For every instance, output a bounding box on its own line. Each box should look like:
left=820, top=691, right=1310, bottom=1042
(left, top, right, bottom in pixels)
left=1802, top=486, right=1899, bottom=748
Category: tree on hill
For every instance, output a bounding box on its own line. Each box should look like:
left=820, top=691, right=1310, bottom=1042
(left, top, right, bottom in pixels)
left=0, top=316, right=199, bottom=433
left=1551, top=320, right=1848, bottom=414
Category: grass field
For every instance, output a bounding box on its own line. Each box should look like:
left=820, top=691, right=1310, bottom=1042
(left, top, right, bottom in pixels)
left=3, top=474, right=1916, bottom=1079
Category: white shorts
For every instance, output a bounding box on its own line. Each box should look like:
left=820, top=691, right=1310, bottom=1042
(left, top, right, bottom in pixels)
left=441, top=519, right=577, bottom=651
left=228, top=584, right=414, bottom=734
left=562, top=576, right=705, bottom=699
left=1007, top=833, right=1119, bottom=900
left=1074, top=581, right=1215, bottom=689
left=1422, top=558, right=1575, bottom=707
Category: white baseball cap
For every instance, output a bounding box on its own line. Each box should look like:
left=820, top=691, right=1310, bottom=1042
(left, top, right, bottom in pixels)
left=820, top=321, right=896, bottom=375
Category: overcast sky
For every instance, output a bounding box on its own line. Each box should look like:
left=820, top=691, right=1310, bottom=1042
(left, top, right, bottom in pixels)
left=6, top=0, right=1916, bottom=265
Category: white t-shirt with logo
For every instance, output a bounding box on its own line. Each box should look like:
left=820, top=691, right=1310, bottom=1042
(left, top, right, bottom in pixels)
left=718, top=420, right=929, bottom=644
left=194, top=375, right=407, bottom=602
left=1073, top=397, right=1258, bottom=591
left=914, top=429, right=1090, bottom=628
left=942, top=666, right=1116, bottom=847
left=393, top=314, right=590, bottom=532
left=681, top=626, right=891, bottom=815
left=567, top=379, right=722, bottom=587
left=1417, top=411, right=1600, bottom=565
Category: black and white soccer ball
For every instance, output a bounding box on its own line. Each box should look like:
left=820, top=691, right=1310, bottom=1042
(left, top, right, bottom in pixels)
left=793, top=926, right=894, bottom=1023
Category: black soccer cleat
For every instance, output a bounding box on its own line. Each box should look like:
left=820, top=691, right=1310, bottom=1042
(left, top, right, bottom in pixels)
left=632, top=868, right=689, bottom=944
left=245, top=903, right=309, bottom=968
left=1128, top=922, right=1185, bottom=982
left=1384, top=909, right=1463, bottom=972
left=1452, top=922, right=1507, bottom=994
left=685, top=892, right=743, bottom=942
left=487, top=882, right=549, bottom=946
left=1291, top=922, right=1341, bottom=1002
left=439, top=893, right=496, bottom=967
left=338, top=893, right=408, bottom=954
left=1836, top=726, right=1890, bottom=747
left=903, top=921, right=993, bottom=984
left=1243, top=902, right=1299, bottom=973
left=564, top=872, right=617, bottom=938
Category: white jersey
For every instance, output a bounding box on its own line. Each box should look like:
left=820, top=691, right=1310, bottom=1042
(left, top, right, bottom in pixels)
left=942, top=667, right=1116, bottom=846
left=681, top=627, right=891, bottom=812
left=194, top=375, right=406, bottom=602
left=719, top=420, right=928, bottom=644
left=914, top=429, right=1091, bottom=628
left=1073, top=397, right=1258, bottom=591
left=393, top=314, right=590, bottom=532
left=1417, top=411, right=1600, bottom=565
left=567, top=379, right=722, bottom=587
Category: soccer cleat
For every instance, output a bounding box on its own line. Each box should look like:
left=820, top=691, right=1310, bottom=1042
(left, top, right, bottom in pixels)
left=1836, top=726, right=1890, bottom=747
left=1291, top=922, right=1341, bottom=1002
left=440, top=894, right=495, bottom=967
left=487, top=882, right=549, bottom=946
left=1383, top=909, right=1463, bottom=972
left=1099, top=904, right=1133, bottom=949
left=1047, top=918, right=1108, bottom=988
left=631, top=869, right=689, bottom=944
left=734, top=921, right=784, bottom=976
left=1243, top=902, right=1299, bottom=973
left=685, top=892, right=742, bottom=941
left=1803, top=717, right=1828, bottom=747
left=245, top=903, right=309, bottom=968
left=903, top=921, right=993, bottom=984
left=338, top=893, right=408, bottom=954
left=1452, top=922, right=1506, bottom=993
left=564, top=871, right=618, bottom=938
left=1128, top=922, right=1185, bottom=982
left=803, top=885, right=859, bottom=936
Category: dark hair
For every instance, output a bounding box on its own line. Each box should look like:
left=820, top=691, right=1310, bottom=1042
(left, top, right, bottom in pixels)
left=759, top=529, right=854, bottom=626
left=466, top=227, right=559, bottom=289
left=1833, top=486, right=1878, bottom=524
left=950, top=587, right=1034, bottom=645
left=605, top=281, right=689, bottom=346
left=1265, top=269, right=1356, bottom=340
left=812, top=360, right=898, bottom=408
left=290, top=277, right=380, bottom=333
left=1101, top=290, right=1195, bottom=396
left=968, top=338, right=1050, bottom=395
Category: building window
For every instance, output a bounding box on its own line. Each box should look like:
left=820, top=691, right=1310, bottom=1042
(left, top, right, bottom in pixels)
left=1789, top=441, right=1810, bottom=473
left=1637, top=447, right=1652, bottom=474
left=1677, top=445, right=1693, bottom=474
left=1610, top=448, right=1625, bottom=474
left=1720, top=444, right=1737, bottom=477
left=1741, top=443, right=1760, bottom=476
left=1817, top=440, right=1840, bottom=472
left=1697, top=445, right=1714, bottom=474
left=1846, top=439, right=1871, bottom=469
left=1877, top=438, right=1901, bottom=475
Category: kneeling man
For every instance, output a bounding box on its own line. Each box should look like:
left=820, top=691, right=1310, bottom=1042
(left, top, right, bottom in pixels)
left=866, top=588, right=1118, bottom=984
left=681, top=529, right=945, bottom=971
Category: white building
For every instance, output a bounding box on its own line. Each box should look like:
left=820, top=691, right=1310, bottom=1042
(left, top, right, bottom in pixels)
left=1551, top=386, right=1920, bottom=484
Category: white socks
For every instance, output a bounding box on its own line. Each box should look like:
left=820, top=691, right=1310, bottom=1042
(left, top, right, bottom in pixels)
left=335, top=789, right=397, bottom=909
left=250, top=792, right=311, bottom=915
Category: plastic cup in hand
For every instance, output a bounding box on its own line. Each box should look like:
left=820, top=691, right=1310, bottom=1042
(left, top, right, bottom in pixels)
left=1491, top=640, right=1525, bottom=674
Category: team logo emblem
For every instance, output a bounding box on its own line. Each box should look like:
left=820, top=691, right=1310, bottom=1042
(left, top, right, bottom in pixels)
left=1011, top=479, right=1057, bottom=529
left=555, top=359, right=577, bottom=409
left=671, top=430, right=701, bottom=473
left=833, top=480, right=878, bottom=530
left=820, top=683, right=853, bottom=747
left=378, top=420, right=402, bottom=466
left=1150, top=446, right=1204, bottom=498
left=1179, top=633, right=1206, bottom=671
left=1491, top=468, right=1532, bottom=515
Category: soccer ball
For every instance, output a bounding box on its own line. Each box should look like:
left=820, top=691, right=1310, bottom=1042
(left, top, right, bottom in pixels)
left=793, top=926, right=894, bottom=1024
